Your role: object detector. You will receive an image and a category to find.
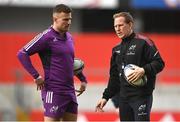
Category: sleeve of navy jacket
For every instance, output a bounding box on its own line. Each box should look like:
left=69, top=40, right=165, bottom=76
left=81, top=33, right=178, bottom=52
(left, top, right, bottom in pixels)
left=142, top=39, right=165, bottom=77
left=102, top=49, right=121, bottom=101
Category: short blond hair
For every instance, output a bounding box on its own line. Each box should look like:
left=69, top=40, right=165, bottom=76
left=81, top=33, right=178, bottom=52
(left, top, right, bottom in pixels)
left=113, top=12, right=134, bottom=24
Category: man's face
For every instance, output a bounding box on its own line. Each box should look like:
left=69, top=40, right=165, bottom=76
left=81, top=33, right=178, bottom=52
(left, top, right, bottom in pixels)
left=114, top=16, right=132, bottom=39
left=53, top=12, right=72, bottom=33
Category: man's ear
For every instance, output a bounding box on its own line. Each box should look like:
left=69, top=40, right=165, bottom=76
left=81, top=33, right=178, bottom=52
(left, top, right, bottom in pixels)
left=53, top=13, right=58, bottom=22
left=53, top=17, right=57, bottom=22
left=129, top=22, right=133, bottom=29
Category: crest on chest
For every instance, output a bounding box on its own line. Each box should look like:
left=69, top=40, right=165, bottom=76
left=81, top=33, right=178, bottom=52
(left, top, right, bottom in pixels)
left=127, top=44, right=136, bottom=55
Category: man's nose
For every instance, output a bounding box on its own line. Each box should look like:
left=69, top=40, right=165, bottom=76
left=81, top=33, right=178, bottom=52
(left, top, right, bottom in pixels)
left=68, top=20, right=71, bottom=25
left=116, top=28, right=120, bottom=32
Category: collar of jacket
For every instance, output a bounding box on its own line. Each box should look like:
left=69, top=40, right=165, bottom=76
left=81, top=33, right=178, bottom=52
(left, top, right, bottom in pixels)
left=122, top=32, right=135, bottom=43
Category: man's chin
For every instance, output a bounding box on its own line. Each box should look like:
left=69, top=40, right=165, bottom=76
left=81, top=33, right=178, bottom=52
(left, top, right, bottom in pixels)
left=117, top=35, right=125, bottom=39
left=60, top=29, right=68, bottom=33
left=64, top=28, right=69, bottom=32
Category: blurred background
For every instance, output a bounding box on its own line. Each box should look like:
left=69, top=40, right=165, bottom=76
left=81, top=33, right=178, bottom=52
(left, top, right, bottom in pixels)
left=0, top=0, right=180, bottom=121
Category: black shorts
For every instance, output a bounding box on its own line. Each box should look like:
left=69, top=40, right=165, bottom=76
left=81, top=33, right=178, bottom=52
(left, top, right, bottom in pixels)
left=119, top=95, right=153, bottom=121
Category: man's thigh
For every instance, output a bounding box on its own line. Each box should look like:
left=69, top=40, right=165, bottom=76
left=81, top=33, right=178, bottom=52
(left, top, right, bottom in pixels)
left=44, top=114, right=77, bottom=122
left=119, top=101, right=134, bottom=121
left=130, top=95, right=153, bottom=121
left=44, top=116, right=60, bottom=122
left=62, top=112, right=77, bottom=121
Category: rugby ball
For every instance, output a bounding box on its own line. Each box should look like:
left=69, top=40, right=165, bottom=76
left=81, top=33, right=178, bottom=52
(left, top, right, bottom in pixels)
left=124, top=64, right=147, bottom=87
left=73, top=58, right=84, bottom=75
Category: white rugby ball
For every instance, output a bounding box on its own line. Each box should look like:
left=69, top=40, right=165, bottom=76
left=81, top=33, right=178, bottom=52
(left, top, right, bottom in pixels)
left=124, top=64, right=147, bottom=87
left=73, top=58, right=84, bottom=75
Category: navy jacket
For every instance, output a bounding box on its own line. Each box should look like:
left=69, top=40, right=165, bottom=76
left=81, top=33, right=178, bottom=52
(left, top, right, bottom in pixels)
left=103, top=32, right=165, bottom=101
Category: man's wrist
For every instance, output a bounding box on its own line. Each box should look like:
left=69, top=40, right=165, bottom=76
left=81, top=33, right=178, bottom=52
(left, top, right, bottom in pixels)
left=34, top=75, right=42, bottom=81
left=102, top=96, right=109, bottom=102
left=140, top=68, right=145, bottom=75
left=81, top=82, right=87, bottom=87
left=76, top=72, right=87, bottom=83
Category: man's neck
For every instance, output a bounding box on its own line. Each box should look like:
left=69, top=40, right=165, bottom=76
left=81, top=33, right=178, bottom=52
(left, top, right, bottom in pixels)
left=121, top=29, right=133, bottom=40
left=52, top=25, right=65, bottom=37
left=127, top=29, right=133, bottom=37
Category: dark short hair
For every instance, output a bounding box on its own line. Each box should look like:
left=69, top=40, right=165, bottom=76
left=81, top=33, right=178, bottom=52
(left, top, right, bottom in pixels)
left=53, top=4, right=72, bottom=13
left=113, top=12, right=134, bottom=24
